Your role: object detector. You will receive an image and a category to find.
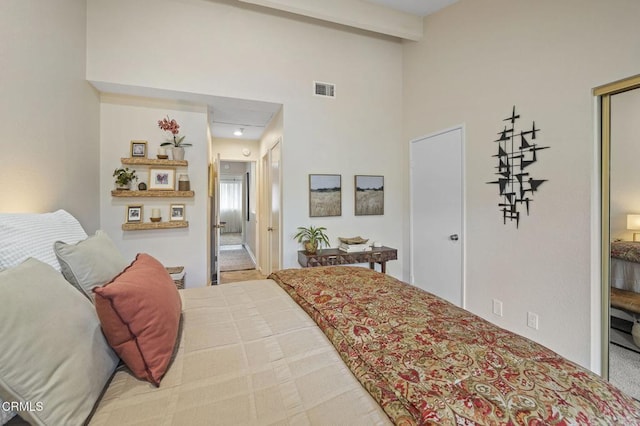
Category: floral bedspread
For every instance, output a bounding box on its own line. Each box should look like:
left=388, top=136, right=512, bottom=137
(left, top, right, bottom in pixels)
left=269, top=266, right=640, bottom=425
left=611, top=241, right=640, bottom=264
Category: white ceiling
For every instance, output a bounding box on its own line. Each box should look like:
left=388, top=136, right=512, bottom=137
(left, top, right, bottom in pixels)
left=363, top=0, right=458, bottom=17
left=209, top=101, right=281, bottom=141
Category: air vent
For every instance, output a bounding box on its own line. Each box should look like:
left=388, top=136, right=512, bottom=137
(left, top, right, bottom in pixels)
left=314, top=81, right=336, bottom=98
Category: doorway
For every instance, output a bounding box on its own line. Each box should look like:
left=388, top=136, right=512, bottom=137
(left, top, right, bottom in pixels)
left=217, top=160, right=257, bottom=274
left=596, top=75, right=640, bottom=393
left=409, top=126, right=465, bottom=307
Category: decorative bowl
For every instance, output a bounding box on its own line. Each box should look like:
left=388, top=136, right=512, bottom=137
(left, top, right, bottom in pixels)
left=338, top=236, right=369, bottom=245
left=150, top=217, right=161, bottom=223
left=157, top=155, right=169, bottom=159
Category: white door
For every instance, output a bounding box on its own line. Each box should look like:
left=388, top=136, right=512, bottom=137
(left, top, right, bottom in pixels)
left=268, top=140, right=281, bottom=273
left=410, top=127, right=464, bottom=306
left=212, top=154, right=222, bottom=284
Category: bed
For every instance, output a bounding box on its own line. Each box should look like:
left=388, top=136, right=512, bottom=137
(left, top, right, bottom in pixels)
left=270, top=267, right=640, bottom=425
left=609, top=241, right=640, bottom=320
left=611, top=241, right=640, bottom=293
left=2, top=212, right=640, bottom=425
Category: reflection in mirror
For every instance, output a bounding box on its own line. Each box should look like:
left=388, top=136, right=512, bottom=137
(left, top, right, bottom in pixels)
left=608, top=86, right=640, bottom=398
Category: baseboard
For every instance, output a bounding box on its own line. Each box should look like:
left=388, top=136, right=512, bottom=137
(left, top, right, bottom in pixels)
left=244, top=244, right=258, bottom=265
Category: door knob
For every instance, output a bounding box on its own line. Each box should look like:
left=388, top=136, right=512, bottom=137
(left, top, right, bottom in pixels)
left=449, top=234, right=459, bottom=241
left=267, top=227, right=273, bottom=231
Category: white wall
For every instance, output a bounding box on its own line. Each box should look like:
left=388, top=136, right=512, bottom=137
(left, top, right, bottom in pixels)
left=610, top=89, right=640, bottom=240
left=402, top=0, right=640, bottom=368
left=87, top=0, right=405, bottom=277
left=99, top=94, right=209, bottom=286
left=214, top=138, right=261, bottom=163
left=0, top=0, right=100, bottom=230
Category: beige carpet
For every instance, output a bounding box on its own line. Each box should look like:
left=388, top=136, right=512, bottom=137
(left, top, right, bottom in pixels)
left=609, top=343, right=640, bottom=401
left=609, top=318, right=640, bottom=401
left=220, top=247, right=255, bottom=272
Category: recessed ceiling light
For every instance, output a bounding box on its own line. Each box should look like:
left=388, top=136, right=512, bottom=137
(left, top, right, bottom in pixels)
left=233, top=128, right=244, bottom=136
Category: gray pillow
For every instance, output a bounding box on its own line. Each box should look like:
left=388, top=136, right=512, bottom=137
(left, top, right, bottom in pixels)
left=54, top=230, right=129, bottom=301
left=0, top=258, right=119, bottom=426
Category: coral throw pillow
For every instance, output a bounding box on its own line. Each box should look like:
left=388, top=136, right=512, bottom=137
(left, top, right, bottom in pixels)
left=94, top=253, right=182, bottom=386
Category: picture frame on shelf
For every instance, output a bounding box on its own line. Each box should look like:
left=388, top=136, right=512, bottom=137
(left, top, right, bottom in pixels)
left=148, top=168, right=175, bottom=190
left=170, top=204, right=185, bottom=221
left=355, top=175, right=384, bottom=216
left=126, top=205, right=143, bottom=223
left=309, top=174, right=341, bottom=217
left=130, top=140, right=147, bottom=158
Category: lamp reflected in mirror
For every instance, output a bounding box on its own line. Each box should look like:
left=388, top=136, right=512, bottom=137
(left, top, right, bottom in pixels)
left=626, top=214, right=640, bottom=241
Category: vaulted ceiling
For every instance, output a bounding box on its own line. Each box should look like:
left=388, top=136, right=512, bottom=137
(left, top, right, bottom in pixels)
left=208, top=0, right=458, bottom=140
left=95, top=1, right=459, bottom=141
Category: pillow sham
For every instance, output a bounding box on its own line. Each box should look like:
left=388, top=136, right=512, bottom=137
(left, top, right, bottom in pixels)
left=0, top=258, right=119, bottom=426
left=94, top=253, right=182, bottom=386
left=0, top=407, right=15, bottom=425
left=0, top=210, right=87, bottom=271
left=54, top=230, right=129, bottom=300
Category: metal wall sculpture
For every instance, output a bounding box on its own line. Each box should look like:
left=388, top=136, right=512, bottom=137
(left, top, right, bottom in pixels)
left=487, top=106, right=549, bottom=228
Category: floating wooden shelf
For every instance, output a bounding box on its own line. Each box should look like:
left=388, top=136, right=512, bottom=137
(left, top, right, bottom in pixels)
left=114, top=157, right=192, bottom=231
left=111, top=190, right=194, bottom=198
left=122, top=221, right=189, bottom=231
left=120, top=157, right=188, bottom=166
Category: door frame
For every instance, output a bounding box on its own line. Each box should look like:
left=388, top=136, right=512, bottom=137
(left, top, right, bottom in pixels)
left=259, top=138, right=282, bottom=275
left=594, top=73, right=640, bottom=378
left=269, top=139, right=282, bottom=274
left=212, top=154, right=222, bottom=285
left=408, top=124, right=466, bottom=307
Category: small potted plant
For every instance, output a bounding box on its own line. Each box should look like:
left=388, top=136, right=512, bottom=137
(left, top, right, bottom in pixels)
left=293, top=226, right=330, bottom=254
left=113, top=167, right=138, bottom=190
left=158, top=116, right=192, bottom=160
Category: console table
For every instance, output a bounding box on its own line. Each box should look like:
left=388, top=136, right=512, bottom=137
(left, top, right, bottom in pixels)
left=297, top=246, right=397, bottom=273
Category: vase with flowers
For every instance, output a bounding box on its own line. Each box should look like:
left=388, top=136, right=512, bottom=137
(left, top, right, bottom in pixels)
left=158, top=116, right=192, bottom=160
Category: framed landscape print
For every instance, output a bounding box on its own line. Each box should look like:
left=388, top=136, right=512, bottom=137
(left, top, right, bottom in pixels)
left=148, top=168, right=175, bottom=190
left=355, top=175, right=384, bottom=215
left=309, top=174, right=341, bottom=217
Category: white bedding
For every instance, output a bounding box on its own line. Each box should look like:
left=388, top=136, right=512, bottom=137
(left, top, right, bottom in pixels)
left=89, top=279, right=391, bottom=425
left=0, top=210, right=87, bottom=272
left=611, top=257, right=640, bottom=293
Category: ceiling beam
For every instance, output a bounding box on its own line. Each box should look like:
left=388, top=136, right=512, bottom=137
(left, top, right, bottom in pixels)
left=237, top=0, right=423, bottom=41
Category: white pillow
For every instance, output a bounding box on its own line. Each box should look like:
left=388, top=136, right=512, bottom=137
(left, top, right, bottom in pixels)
left=0, top=258, right=119, bottom=425
left=0, top=210, right=87, bottom=272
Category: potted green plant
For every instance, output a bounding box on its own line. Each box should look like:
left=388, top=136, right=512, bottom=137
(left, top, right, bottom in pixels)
left=293, top=226, right=330, bottom=254
left=113, top=167, right=138, bottom=190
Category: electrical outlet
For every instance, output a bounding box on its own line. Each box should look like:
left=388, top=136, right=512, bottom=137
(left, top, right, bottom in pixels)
left=527, top=312, right=539, bottom=330
left=492, top=299, right=503, bottom=317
